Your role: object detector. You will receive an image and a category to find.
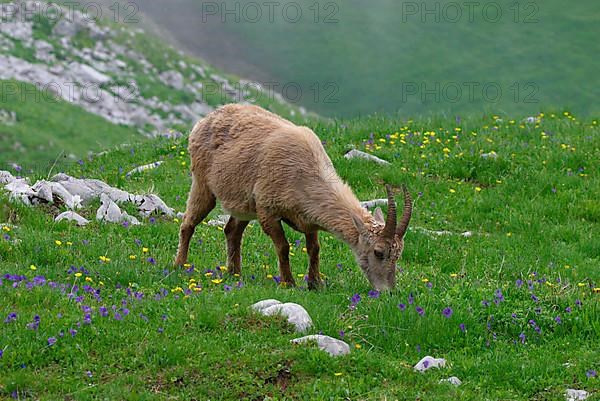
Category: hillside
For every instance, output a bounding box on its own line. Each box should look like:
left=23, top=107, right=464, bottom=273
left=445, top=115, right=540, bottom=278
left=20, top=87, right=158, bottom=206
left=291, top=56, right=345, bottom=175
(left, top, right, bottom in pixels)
left=135, top=0, right=600, bottom=118
left=1, top=110, right=599, bottom=399
left=0, top=0, right=308, bottom=171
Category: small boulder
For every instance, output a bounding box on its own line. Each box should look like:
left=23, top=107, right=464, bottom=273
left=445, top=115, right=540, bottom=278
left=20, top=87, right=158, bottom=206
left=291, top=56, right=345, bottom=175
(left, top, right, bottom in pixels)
left=55, top=211, right=89, bottom=226
left=414, top=356, right=447, bottom=372
left=566, top=389, right=589, bottom=401
left=260, top=302, right=313, bottom=333
left=159, top=70, right=185, bottom=90
left=439, top=376, right=462, bottom=386
left=291, top=335, right=350, bottom=357
left=251, top=299, right=282, bottom=312
left=344, top=149, right=390, bottom=165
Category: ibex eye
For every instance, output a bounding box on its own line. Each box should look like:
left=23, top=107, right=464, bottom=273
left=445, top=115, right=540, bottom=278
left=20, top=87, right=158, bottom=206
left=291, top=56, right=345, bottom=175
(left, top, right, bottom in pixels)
left=374, top=249, right=385, bottom=259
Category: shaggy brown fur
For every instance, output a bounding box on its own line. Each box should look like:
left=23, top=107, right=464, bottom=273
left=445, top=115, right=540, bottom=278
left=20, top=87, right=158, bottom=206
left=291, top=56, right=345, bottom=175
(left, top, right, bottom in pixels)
left=175, top=104, right=412, bottom=290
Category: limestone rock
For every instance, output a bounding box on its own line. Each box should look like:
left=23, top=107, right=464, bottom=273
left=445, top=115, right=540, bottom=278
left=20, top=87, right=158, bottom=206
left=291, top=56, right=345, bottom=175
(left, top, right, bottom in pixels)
left=126, top=161, right=163, bottom=176
left=55, top=211, right=89, bottom=226
left=439, top=376, right=462, bottom=386
left=344, top=149, right=390, bottom=165
left=291, top=335, right=350, bottom=357
left=414, top=356, right=447, bottom=372
left=566, top=389, right=589, bottom=401
left=251, top=299, right=282, bottom=312
left=261, top=303, right=313, bottom=333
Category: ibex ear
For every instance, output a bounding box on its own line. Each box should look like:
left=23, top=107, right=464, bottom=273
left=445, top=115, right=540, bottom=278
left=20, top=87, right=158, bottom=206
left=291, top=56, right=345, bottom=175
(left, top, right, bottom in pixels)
left=373, top=207, right=385, bottom=224
left=351, top=213, right=367, bottom=235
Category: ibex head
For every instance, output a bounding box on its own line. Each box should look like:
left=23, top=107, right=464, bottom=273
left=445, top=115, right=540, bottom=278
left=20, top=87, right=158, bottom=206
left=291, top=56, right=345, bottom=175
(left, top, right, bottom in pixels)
left=351, top=185, right=413, bottom=291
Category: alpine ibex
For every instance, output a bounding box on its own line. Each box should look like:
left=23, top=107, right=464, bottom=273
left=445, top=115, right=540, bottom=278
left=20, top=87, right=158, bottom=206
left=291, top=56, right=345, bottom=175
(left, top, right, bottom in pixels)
left=175, top=104, right=412, bottom=290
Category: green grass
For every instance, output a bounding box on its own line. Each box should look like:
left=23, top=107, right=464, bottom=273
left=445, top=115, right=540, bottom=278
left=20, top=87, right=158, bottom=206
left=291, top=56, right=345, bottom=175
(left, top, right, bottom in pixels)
left=0, top=79, right=142, bottom=172
left=1, top=111, right=598, bottom=399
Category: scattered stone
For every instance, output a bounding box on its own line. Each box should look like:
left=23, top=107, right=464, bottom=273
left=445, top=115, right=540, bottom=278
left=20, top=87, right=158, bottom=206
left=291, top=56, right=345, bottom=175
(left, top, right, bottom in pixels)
left=251, top=299, right=282, bottom=312
left=34, top=40, right=54, bottom=63
left=96, top=193, right=140, bottom=225
left=566, top=389, right=589, bottom=401
left=161, top=130, right=184, bottom=140
left=207, top=214, right=230, bottom=227
left=524, top=116, right=537, bottom=124
left=0, top=170, right=16, bottom=184
left=360, top=199, right=389, bottom=209
left=159, top=70, right=185, bottom=90
left=344, top=149, right=391, bottom=165
left=258, top=302, right=313, bottom=333
left=55, top=211, right=89, bottom=226
left=126, top=161, right=163, bottom=176
left=481, top=151, right=498, bottom=159
left=0, top=21, right=33, bottom=42
left=414, top=356, right=447, bottom=372
left=0, top=110, right=17, bottom=126
left=412, top=227, right=474, bottom=238
left=439, top=376, right=462, bottom=386
left=291, top=335, right=350, bottom=357
left=68, top=62, right=111, bottom=85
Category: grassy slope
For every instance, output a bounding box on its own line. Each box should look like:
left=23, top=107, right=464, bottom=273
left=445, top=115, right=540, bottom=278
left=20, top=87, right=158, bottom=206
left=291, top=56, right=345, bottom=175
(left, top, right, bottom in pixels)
left=139, top=0, right=600, bottom=118
left=1, top=111, right=599, bottom=400
left=0, top=1, right=305, bottom=171
left=0, top=80, right=142, bottom=172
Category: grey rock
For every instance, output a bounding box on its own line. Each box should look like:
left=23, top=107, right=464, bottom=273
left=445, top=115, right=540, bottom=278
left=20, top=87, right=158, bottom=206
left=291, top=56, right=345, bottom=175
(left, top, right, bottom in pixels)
left=55, top=211, right=89, bottom=226
left=360, top=199, right=389, bottom=209
left=0, top=21, right=33, bottom=42
left=0, top=170, right=16, bottom=185
left=566, top=389, right=589, bottom=401
left=96, top=193, right=140, bottom=225
left=344, top=149, right=391, bottom=165
left=34, top=40, right=54, bottom=63
left=0, top=110, right=17, bottom=126
left=126, top=161, right=163, bottom=176
left=291, top=335, right=350, bottom=356
left=160, top=70, right=185, bottom=90
left=261, top=303, right=313, bottom=333
left=414, top=356, right=447, bottom=372
left=68, top=62, right=111, bottom=85
left=251, top=299, right=282, bottom=312
left=481, top=151, right=498, bottom=159
left=439, top=376, right=462, bottom=386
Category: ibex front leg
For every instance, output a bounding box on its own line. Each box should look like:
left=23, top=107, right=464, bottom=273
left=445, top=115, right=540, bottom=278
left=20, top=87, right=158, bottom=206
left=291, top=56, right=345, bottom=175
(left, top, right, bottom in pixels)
left=258, top=212, right=296, bottom=287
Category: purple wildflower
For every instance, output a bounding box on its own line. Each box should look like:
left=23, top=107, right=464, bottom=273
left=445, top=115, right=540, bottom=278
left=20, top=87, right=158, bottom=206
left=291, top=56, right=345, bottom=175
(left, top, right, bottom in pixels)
left=339, top=330, right=345, bottom=339
left=398, top=303, right=406, bottom=311
left=442, top=307, right=453, bottom=318
left=575, top=299, right=582, bottom=307
left=554, top=316, right=561, bottom=324
left=147, top=257, right=156, bottom=265
left=4, top=312, right=17, bottom=324
left=69, top=328, right=77, bottom=337
left=481, top=300, right=490, bottom=307
left=368, top=290, right=380, bottom=299
left=47, top=337, right=57, bottom=346
left=494, top=289, right=504, bottom=302
left=565, top=307, right=572, bottom=313
left=515, top=279, right=523, bottom=288
left=0, top=349, right=3, bottom=358
left=586, top=370, right=597, bottom=378
left=350, top=293, right=361, bottom=305
left=531, top=294, right=539, bottom=302
left=519, top=333, right=526, bottom=344
left=459, top=323, right=466, bottom=332
left=408, top=292, right=414, bottom=305
left=223, top=284, right=232, bottom=292
left=416, top=306, right=425, bottom=316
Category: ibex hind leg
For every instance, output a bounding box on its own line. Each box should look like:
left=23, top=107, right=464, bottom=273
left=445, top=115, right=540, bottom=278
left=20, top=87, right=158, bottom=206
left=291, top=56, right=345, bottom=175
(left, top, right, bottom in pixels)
left=224, top=216, right=250, bottom=275
left=175, top=177, right=216, bottom=266
left=257, top=211, right=296, bottom=287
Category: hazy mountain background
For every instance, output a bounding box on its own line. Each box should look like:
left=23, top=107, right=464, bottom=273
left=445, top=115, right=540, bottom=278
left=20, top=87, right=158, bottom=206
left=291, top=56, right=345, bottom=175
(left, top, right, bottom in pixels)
left=133, top=0, right=600, bottom=117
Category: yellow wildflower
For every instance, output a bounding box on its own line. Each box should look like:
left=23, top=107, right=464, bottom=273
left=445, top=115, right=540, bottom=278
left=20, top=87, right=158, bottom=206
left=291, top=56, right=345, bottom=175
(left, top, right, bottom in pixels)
left=29, top=264, right=37, bottom=270
left=55, top=240, right=62, bottom=246
left=211, top=279, right=223, bottom=284
left=74, top=272, right=82, bottom=278
left=129, top=255, right=137, bottom=260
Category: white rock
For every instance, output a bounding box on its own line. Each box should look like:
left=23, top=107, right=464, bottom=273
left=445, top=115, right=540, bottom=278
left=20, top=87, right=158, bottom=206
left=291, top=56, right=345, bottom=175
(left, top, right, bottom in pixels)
left=261, top=303, right=313, bottom=333
left=0, top=170, right=16, bottom=185
left=96, top=193, right=140, bottom=225
left=566, top=389, right=589, bottom=401
left=414, top=356, right=447, bottom=372
left=251, top=299, right=282, bottom=313
left=291, top=335, right=350, bottom=357
left=0, top=109, right=17, bottom=126
left=439, top=376, right=462, bottom=386
left=207, top=214, right=230, bottom=227
left=344, top=149, right=391, bottom=165
left=360, top=199, right=388, bottom=209
left=68, top=62, right=111, bottom=85
left=55, top=211, right=89, bottom=226
left=126, top=161, right=163, bottom=176
left=159, top=70, right=185, bottom=90
left=481, top=151, right=498, bottom=159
